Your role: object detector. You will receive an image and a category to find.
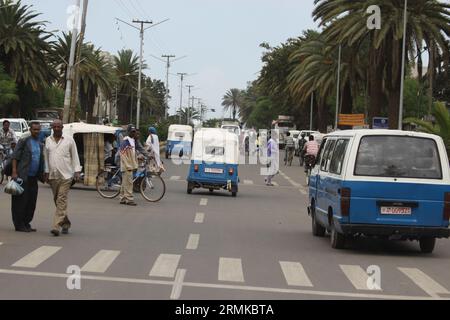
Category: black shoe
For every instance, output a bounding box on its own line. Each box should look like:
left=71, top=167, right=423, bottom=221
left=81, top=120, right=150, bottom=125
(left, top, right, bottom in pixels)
left=15, top=227, right=31, bottom=233
left=50, top=229, right=60, bottom=237
left=26, top=225, right=37, bottom=232
left=61, top=227, right=69, bottom=235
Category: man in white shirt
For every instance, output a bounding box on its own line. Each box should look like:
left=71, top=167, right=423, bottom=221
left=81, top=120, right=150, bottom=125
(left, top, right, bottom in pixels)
left=44, top=120, right=82, bottom=236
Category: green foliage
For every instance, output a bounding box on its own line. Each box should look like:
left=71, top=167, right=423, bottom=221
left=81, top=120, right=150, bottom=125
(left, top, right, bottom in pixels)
left=203, top=118, right=222, bottom=128
left=403, top=78, right=430, bottom=119
left=0, top=63, right=18, bottom=108
left=404, top=102, right=450, bottom=154
left=246, top=97, right=278, bottom=130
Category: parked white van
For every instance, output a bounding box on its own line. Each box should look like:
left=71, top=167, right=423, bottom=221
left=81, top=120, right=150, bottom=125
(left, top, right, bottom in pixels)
left=308, top=130, right=450, bottom=253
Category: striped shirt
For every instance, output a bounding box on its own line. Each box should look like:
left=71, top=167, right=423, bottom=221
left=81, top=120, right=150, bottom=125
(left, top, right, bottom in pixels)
left=304, top=141, right=319, bottom=157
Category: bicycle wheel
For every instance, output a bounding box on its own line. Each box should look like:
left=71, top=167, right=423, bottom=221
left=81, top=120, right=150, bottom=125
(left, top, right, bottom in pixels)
left=140, top=173, right=166, bottom=202
left=96, top=170, right=121, bottom=199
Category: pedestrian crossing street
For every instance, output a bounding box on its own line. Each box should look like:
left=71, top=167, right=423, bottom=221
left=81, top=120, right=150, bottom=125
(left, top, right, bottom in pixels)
left=1, top=244, right=449, bottom=298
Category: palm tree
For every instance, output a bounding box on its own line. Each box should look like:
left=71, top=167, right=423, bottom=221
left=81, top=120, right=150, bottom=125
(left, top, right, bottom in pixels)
left=313, top=0, right=450, bottom=129
left=222, top=89, right=242, bottom=121
left=0, top=0, right=55, bottom=116
left=287, top=30, right=366, bottom=131
left=51, top=33, right=115, bottom=123
left=0, top=63, right=18, bottom=109
left=404, top=102, right=450, bottom=156
left=114, top=49, right=140, bottom=124
left=176, top=107, right=200, bottom=125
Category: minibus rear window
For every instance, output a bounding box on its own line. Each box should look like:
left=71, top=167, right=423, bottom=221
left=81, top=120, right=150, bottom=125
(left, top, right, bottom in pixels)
left=354, top=136, right=442, bottom=179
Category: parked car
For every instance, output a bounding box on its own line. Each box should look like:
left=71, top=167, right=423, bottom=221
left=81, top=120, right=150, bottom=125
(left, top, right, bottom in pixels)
left=0, top=118, right=29, bottom=140
left=308, top=129, right=450, bottom=253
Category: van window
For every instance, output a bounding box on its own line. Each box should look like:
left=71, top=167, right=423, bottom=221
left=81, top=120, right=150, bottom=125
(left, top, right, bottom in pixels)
left=354, top=135, right=442, bottom=179
left=174, top=132, right=185, bottom=138
left=316, top=138, right=327, bottom=168
left=329, top=139, right=349, bottom=175
left=320, top=140, right=336, bottom=172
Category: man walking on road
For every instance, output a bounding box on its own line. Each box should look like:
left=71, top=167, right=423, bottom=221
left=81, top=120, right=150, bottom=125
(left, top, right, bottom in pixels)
left=44, top=120, right=82, bottom=237
left=10, top=122, right=45, bottom=232
left=119, top=126, right=138, bottom=206
left=0, top=119, right=17, bottom=150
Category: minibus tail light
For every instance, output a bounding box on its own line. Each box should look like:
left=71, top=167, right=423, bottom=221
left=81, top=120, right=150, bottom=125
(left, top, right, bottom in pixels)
left=340, top=188, right=351, bottom=217
left=444, top=192, right=450, bottom=221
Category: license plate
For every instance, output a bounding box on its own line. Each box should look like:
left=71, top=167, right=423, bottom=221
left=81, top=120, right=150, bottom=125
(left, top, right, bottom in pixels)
left=205, top=168, right=223, bottom=174
left=381, top=207, right=412, bottom=215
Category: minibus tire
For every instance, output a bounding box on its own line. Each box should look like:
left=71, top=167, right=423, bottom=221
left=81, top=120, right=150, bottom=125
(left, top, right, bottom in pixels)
left=419, top=237, right=436, bottom=253
left=330, top=224, right=346, bottom=249
left=311, top=207, right=326, bottom=237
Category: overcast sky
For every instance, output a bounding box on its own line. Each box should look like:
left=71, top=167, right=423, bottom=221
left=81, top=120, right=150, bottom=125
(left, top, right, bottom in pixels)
left=23, top=0, right=318, bottom=119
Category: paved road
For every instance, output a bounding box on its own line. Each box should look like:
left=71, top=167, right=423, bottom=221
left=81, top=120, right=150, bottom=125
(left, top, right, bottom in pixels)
left=0, top=155, right=450, bottom=300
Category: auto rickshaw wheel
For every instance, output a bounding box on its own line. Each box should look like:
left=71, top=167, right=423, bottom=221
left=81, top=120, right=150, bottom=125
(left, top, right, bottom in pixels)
left=231, top=185, right=238, bottom=197
left=187, top=182, right=193, bottom=194
left=419, top=237, right=436, bottom=253
left=209, top=188, right=214, bottom=193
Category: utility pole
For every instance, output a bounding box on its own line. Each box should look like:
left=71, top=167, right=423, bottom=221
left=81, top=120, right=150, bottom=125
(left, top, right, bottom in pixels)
left=177, top=73, right=187, bottom=123
left=162, top=55, right=175, bottom=119
left=186, top=85, right=194, bottom=125
left=69, top=0, right=89, bottom=123
left=310, top=92, right=314, bottom=131
left=133, top=19, right=153, bottom=129
left=116, top=18, right=169, bottom=128
left=63, top=0, right=81, bottom=124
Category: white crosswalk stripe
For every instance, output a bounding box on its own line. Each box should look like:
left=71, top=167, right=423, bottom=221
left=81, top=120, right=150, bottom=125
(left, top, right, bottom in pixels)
left=81, top=250, right=121, bottom=273
left=194, top=213, right=205, bottom=224
left=272, top=182, right=279, bottom=186
left=200, top=198, right=208, bottom=206
left=399, top=267, right=449, bottom=297
left=186, top=234, right=200, bottom=250
left=149, top=254, right=181, bottom=278
left=243, top=180, right=254, bottom=185
left=12, top=246, right=62, bottom=268
left=340, top=265, right=381, bottom=291
left=170, top=176, right=181, bottom=181
left=218, top=258, right=245, bottom=283
left=280, top=261, right=313, bottom=287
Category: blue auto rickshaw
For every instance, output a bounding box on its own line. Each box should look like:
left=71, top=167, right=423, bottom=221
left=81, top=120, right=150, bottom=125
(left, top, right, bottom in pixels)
left=187, top=128, right=239, bottom=197
left=166, top=125, right=193, bottom=159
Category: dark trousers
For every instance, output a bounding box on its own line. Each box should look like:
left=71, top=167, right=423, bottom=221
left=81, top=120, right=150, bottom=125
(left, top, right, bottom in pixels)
left=11, top=176, right=38, bottom=229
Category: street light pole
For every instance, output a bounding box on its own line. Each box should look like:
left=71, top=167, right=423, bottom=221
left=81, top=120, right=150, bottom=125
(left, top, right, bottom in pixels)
left=335, top=44, right=342, bottom=130
left=63, top=0, right=81, bottom=124
left=310, top=92, right=314, bottom=131
left=398, top=0, right=408, bottom=130
left=186, top=85, right=194, bottom=125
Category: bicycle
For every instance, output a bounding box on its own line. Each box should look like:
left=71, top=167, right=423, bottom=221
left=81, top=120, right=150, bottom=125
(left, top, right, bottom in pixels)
left=0, top=145, right=11, bottom=184
left=96, top=158, right=166, bottom=202
left=304, top=155, right=316, bottom=186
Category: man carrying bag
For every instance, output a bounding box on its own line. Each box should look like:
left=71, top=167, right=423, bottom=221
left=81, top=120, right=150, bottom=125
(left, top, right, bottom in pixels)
left=10, top=122, right=45, bottom=232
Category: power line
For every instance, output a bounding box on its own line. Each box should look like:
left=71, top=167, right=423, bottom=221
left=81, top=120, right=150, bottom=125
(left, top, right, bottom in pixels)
left=134, top=0, right=150, bottom=18
left=128, top=0, right=142, bottom=18
left=117, top=0, right=135, bottom=19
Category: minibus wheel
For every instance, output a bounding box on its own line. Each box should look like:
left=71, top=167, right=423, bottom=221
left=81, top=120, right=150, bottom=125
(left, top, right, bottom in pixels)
left=311, top=204, right=325, bottom=237
left=330, top=222, right=346, bottom=249
left=419, top=237, right=436, bottom=253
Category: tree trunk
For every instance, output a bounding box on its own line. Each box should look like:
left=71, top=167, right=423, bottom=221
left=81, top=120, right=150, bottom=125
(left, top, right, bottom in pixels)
left=340, top=81, right=353, bottom=114
left=368, top=46, right=385, bottom=127
left=428, top=42, right=435, bottom=114
left=386, top=38, right=402, bottom=129
left=316, top=98, right=328, bottom=133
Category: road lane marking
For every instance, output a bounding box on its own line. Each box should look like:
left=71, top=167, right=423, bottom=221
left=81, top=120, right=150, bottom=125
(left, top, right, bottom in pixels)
left=280, top=261, right=313, bottom=287
left=12, top=246, right=61, bottom=268
left=149, top=254, right=181, bottom=278
left=243, top=180, right=254, bottom=185
left=299, top=188, right=307, bottom=195
left=170, top=269, right=186, bottom=300
left=218, top=258, right=245, bottom=283
left=272, top=182, right=279, bottom=186
left=279, top=170, right=301, bottom=188
left=170, top=176, right=181, bottom=181
left=0, top=242, right=3, bottom=246
left=81, top=250, right=121, bottom=273
left=194, top=213, right=205, bottom=224
left=398, top=268, right=449, bottom=298
left=0, top=269, right=439, bottom=300
left=340, top=265, right=381, bottom=291
left=200, top=198, right=208, bottom=206
left=186, top=234, right=200, bottom=250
